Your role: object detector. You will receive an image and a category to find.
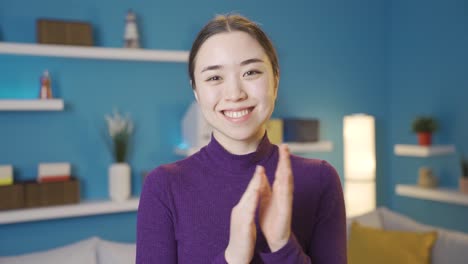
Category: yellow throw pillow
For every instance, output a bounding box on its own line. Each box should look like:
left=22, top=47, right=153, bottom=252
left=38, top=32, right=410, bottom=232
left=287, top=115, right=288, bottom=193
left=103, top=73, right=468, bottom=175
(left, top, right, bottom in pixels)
left=348, top=221, right=437, bottom=264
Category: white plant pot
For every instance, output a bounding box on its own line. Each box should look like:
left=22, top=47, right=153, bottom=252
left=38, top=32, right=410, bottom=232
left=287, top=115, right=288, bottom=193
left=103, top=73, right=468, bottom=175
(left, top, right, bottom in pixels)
left=108, top=163, right=131, bottom=202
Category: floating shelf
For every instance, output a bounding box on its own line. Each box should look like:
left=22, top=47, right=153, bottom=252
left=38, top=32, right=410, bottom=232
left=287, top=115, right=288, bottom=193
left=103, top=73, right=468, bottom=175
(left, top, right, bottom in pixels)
left=0, top=197, right=139, bottom=225
left=287, top=141, right=333, bottom=153
left=0, top=99, right=64, bottom=111
left=395, top=184, right=468, bottom=206
left=394, top=144, right=455, bottom=157
left=174, top=141, right=333, bottom=156
left=0, top=42, right=189, bottom=62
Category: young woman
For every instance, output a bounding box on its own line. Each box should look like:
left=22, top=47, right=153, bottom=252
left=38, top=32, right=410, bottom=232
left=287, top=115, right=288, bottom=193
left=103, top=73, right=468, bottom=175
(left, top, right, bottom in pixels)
left=136, top=14, right=346, bottom=264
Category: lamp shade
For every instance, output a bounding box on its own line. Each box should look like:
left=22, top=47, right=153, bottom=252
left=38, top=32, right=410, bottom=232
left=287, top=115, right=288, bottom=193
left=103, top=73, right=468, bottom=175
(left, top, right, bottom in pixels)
left=343, top=114, right=376, bottom=217
left=343, top=114, right=376, bottom=181
left=344, top=181, right=376, bottom=217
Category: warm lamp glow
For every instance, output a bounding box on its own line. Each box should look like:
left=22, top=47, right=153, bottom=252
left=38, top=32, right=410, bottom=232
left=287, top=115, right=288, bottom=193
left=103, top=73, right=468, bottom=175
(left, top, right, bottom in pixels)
left=343, top=114, right=376, bottom=217
left=344, top=182, right=376, bottom=217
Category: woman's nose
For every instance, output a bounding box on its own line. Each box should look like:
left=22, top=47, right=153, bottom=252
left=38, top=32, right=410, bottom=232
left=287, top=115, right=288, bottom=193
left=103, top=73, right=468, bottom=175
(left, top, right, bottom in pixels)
left=224, top=78, right=247, bottom=102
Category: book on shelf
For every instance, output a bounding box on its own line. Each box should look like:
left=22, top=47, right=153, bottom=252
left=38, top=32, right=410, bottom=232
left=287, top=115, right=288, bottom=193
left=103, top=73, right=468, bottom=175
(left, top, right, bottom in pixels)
left=38, top=162, right=71, bottom=176
left=38, top=175, right=71, bottom=183
left=0, top=165, right=13, bottom=186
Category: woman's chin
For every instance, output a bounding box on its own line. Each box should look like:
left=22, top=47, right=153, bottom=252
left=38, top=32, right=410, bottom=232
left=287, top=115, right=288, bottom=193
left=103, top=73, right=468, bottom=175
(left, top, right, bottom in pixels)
left=215, top=128, right=265, bottom=144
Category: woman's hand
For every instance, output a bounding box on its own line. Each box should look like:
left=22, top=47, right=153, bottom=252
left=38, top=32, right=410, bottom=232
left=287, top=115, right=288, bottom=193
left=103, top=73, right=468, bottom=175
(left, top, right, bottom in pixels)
left=259, top=144, right=294, bottom=252
left=225, top=166, right=269, bottom=264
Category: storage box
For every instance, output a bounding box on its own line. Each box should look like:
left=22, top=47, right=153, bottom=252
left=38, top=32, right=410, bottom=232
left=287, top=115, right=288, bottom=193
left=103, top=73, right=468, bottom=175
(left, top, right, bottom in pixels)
left=37, top=19, right=93, bottom=46
left=0, top=183, right=24, bottom=210
left=24, top=178, right=80, bottom=208
left=283, top=118, right=320, bottom=142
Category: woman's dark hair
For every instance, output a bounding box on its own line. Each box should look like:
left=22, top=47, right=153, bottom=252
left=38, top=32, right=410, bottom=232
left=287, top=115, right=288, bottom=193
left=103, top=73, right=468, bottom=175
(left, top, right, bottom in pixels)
left=188, top=14, right=279, bottom=89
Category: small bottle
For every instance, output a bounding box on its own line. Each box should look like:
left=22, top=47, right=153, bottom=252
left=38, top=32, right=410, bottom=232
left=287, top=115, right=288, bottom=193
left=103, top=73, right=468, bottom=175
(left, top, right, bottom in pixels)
left=39, top=70, right=53, bottom=99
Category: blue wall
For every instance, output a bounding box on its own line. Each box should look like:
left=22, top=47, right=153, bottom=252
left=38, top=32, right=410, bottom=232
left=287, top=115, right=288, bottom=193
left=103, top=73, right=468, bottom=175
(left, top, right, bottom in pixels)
left=389, top=0, right=468, bottom=233
left=8, top=0, right=460, bottom=255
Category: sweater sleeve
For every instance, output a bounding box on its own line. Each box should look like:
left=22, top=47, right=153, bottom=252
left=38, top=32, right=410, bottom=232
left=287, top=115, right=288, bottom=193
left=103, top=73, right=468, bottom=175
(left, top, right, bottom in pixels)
left=211, top=252, right=229, bottom=264
left=259, top=160, right=347, bottom=264
left=136, top=167, right=177, bottom=264
left=308, top=161, right=347, bottom=263
left=259, top=232, right=311, bottom=263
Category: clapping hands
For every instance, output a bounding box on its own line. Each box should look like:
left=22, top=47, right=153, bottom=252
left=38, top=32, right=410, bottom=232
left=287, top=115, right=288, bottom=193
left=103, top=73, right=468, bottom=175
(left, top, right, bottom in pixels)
left=225, top=145, right=294, bottom=263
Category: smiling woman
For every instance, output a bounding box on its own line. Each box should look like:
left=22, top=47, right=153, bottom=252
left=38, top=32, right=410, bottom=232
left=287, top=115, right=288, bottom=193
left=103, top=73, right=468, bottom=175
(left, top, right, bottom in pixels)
left=136, top=14, right=347, bottom=264
left=192, top=30, right=277, bottom=155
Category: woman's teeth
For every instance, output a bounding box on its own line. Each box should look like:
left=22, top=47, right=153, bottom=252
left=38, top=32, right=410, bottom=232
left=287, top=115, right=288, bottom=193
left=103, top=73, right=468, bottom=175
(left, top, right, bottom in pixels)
left=223, top=109, right=251, bottom=118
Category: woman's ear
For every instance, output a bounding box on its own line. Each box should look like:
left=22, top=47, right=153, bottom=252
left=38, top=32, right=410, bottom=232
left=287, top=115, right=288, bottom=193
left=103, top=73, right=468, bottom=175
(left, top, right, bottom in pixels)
left=193, top=90, right=199, bottom=102
left=274, top=76, right=280, bottom=98
left=190, top=80, right=199, bottom=101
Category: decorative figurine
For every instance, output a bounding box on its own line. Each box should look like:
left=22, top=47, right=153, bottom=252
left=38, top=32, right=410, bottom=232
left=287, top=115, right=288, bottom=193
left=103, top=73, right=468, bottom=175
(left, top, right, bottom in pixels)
left=124, top=9, right=140, bottom=48
left=39, top=70, right=53, bottom=99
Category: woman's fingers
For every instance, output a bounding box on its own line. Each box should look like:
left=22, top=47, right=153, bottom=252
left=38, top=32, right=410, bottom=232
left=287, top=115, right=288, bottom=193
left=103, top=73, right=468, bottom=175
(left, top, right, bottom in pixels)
left=237, top=165, right=265, bottom=216
left=225, top=165, right=267, bottom=264
left=274, top=144, right=293, bottom=193
left=259, top=144, right=294, bottom=252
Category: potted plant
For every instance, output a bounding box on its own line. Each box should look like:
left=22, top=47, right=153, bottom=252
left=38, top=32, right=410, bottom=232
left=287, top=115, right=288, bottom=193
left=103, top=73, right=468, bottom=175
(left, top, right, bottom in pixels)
left=411, top=116, right=438, bottom=146
left=105, top=109, right=134, bottom=202
left=460, top=156, right=468, bottom=194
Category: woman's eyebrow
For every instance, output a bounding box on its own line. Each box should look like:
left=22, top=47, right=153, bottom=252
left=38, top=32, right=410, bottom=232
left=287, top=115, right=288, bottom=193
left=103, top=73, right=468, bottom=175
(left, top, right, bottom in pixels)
left=240, top=58, right=264, bottom=66
left=201, top=65, right=223, bottom=73
left=200, top=58, right=264, bottom=73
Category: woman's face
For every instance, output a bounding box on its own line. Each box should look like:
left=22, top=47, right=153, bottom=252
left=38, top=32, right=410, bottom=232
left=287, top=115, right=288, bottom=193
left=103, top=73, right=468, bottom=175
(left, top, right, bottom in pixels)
left=193, top=31, right=277, bottom=152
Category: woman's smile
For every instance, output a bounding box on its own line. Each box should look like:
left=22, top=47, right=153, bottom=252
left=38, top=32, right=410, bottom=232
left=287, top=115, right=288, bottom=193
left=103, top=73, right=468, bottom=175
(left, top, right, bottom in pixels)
left=221, top=106, right=255, bottom=123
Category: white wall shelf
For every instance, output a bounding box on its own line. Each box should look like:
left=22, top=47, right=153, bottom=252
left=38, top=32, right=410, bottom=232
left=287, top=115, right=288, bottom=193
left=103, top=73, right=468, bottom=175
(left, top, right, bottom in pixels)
left=0, top=42, right=189, bottom=62
left=287, top=141, right=333, bottom=153
left=174, top=141, right=333, bottom=156
left=0, top=197, right=139, bottom=225
left=0, top=99, right=64, bottom=111
left=395, top=184, right=468, bottom=206
left=394, top=144, right=456, bottom=157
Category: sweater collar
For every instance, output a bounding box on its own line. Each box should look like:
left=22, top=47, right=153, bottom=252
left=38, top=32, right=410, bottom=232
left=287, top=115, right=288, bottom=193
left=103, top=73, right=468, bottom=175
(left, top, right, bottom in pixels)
left=201, top=132, right=275, bottom=174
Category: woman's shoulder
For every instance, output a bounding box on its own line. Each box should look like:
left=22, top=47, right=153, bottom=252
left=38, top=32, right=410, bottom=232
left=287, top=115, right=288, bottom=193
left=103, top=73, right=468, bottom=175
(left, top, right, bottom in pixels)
left=288, top=155, right=341, bottom=188
left=289, top=154, right=335, bottom=172
left=144, top=153, right=201, bottom=185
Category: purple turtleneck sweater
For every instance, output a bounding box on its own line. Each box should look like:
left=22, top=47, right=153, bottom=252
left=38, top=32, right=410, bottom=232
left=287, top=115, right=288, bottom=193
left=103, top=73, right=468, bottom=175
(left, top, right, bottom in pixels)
left=136, top=135, right=347, bottom=263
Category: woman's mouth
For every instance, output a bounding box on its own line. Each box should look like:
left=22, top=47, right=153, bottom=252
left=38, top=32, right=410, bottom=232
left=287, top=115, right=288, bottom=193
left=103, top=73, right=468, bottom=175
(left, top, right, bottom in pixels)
left=221, top=107, right=254, bottom=122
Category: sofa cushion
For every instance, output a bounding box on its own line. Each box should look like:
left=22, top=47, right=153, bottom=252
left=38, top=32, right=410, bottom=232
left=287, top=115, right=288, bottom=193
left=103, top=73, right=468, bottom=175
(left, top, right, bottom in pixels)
left=0, top=236, right=98, bottom=264
left=346, top=208, right=383, bottom=240
left=97, top=239, right=135, bottom=264
left=380, top=207, right=468, bottom=264
left=348, top=221, right=437, bottom=264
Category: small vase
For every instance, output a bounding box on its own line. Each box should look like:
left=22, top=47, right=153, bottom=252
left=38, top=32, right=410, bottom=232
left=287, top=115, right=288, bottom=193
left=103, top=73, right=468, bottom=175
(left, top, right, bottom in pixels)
left=108, top=163, right=131, bottom=202
left=460, top=177, right=468, bottom=194
left=417, top=132, right=432, bottom=146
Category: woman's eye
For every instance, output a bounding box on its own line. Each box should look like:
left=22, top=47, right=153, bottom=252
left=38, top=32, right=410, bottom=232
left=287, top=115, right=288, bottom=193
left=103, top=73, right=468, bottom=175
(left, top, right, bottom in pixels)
left=243, top=70, right=262, bottom=77
left=206, top=76, right=221, bottom=82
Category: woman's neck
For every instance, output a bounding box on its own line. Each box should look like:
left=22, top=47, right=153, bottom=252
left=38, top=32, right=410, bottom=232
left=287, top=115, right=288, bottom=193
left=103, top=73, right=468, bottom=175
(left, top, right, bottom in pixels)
left=212, top=128, right=266, bottom=155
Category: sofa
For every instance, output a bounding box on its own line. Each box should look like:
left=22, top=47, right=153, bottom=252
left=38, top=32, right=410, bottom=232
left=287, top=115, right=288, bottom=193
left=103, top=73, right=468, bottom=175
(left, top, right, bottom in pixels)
left=1, top=207, right=467, bottom=264
left=0, top=237, right=135, bottom=264
left=347, top=207, right=468, bottom=264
